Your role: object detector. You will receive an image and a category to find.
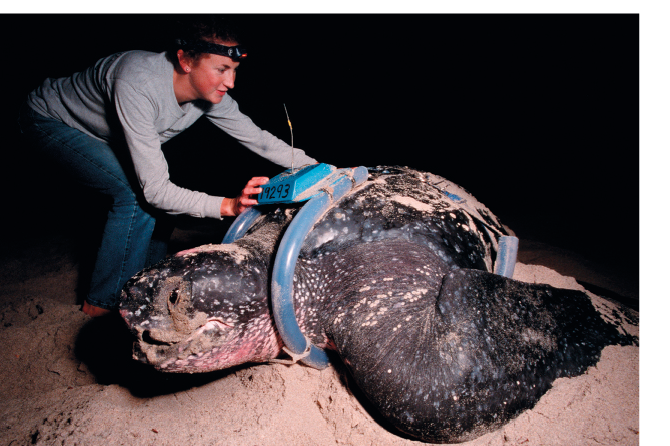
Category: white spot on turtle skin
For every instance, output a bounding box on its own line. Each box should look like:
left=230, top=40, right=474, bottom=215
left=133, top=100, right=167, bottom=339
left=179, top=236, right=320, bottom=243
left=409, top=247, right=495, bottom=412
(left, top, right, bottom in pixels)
left=383, top=277, right=394, bottom=281
left=388, top=369, right=392, bottom=374
left=359, top=286, right=371, bottom=292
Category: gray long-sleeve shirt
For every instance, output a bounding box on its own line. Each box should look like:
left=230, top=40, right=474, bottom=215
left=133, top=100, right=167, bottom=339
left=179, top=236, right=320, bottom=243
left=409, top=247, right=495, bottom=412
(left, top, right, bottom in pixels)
left=27, top=50, right=317, bottom=219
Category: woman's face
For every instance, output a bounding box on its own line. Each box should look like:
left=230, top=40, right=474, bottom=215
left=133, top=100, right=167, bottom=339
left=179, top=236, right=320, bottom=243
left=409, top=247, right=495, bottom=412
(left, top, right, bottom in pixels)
left=180, top=49, right=240, bottom=104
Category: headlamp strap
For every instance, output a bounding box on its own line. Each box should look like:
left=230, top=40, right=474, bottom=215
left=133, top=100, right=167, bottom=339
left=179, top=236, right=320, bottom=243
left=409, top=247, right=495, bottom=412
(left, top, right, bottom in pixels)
left=177, top=39, right=248, bottom=61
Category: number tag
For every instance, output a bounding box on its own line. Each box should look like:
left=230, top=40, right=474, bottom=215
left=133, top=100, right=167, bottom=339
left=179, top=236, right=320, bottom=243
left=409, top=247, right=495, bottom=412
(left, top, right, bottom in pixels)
left=257, top=163, right=337, bottom=204
left=263, top=183, right=292, bottom=200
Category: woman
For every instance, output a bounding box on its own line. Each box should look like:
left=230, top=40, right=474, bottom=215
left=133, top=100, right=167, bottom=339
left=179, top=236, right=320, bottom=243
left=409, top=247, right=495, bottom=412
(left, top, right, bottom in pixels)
left=18, top=17, right=317, bottom=317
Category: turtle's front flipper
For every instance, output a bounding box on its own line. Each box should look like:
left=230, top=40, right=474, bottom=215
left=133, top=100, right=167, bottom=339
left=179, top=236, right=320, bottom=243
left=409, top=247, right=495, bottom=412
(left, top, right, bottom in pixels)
left=332, top=267, right=628, bottom=443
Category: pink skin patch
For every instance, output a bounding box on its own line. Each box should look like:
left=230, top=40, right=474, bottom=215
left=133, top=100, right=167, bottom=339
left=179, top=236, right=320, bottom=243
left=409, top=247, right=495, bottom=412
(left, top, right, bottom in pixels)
left=175, top=244, right=230, bottom=256
left=152, top=317, right=286, bottom=373
left=175, top=247, right=204, bottom=256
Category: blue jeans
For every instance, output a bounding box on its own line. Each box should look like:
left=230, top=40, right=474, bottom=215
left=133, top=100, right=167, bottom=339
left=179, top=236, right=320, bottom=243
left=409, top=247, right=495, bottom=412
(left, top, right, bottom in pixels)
left=19, top=105, right=168, bottom=309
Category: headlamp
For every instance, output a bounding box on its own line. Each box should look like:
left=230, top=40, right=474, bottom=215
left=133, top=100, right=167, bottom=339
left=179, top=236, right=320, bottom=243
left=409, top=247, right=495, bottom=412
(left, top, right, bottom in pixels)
left=177, top=39, right=248, bottom=62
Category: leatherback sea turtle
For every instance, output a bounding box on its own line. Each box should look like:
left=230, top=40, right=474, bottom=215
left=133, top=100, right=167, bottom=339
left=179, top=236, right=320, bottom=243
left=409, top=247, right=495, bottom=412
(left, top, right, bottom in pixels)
left=119, top=166, right=634, bottom=443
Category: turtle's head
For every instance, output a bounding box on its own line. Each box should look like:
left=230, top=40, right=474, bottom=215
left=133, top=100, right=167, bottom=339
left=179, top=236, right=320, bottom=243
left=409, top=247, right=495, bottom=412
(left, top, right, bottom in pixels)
left=119, top=244, right=280, bottom=373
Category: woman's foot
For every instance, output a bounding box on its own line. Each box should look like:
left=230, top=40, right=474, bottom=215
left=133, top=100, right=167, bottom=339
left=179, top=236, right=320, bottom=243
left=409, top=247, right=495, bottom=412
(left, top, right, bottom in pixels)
left=82, top=301, right=113, bottom=317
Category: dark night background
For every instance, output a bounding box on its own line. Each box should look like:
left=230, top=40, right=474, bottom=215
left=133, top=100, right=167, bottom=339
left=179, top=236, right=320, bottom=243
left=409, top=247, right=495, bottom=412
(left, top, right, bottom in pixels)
left=1, top=14, right=638, bottom=293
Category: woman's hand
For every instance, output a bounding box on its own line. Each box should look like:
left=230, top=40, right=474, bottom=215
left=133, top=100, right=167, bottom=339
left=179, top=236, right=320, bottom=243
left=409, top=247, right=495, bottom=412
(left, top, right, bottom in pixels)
left=221, top=176, right=269, bottom=217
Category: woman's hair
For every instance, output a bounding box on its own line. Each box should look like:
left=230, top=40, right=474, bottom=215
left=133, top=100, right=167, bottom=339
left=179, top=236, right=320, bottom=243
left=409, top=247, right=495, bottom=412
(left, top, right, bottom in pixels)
left=169, top=15, right=243, bottom=63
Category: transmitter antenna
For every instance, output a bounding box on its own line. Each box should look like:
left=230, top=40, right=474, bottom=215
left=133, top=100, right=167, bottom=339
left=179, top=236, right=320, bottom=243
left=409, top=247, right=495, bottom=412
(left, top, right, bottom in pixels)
left=283, top=103, right=294, bottom=172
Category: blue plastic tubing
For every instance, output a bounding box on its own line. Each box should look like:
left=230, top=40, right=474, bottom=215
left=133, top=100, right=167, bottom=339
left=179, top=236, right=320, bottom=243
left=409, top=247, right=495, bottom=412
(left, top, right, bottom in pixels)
left=222, top=167, right=369, bottom=369
left=493, top=235, right=519, bottom=278
left=271, top=166, right=368, bottom=369
left=222, top=206, right=262, bottom=244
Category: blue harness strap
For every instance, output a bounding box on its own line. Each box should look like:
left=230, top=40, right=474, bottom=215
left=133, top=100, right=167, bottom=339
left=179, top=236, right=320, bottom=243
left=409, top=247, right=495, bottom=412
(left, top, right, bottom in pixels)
left=223, top=165, right=369, bottom=369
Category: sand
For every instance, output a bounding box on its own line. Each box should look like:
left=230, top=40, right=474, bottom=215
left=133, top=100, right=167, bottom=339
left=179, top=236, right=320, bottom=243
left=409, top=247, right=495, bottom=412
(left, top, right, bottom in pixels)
left=0, top=234, right=638, bottom=446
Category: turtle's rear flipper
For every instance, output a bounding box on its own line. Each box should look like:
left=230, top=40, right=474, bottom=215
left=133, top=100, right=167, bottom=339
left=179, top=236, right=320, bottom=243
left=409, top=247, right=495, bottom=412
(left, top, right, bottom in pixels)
left=436, top=268, right=629, bottom=381
left=337, top=268, right=629, bottom=443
